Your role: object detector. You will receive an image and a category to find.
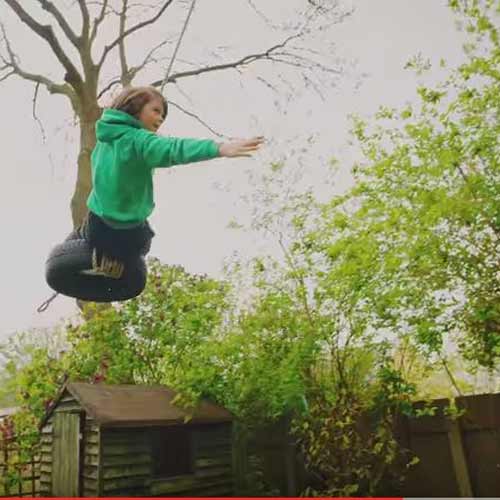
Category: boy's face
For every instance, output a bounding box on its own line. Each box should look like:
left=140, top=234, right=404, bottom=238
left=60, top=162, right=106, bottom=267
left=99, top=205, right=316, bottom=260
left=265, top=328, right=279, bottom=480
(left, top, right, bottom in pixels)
left=138, top=96, right=165, bottom=133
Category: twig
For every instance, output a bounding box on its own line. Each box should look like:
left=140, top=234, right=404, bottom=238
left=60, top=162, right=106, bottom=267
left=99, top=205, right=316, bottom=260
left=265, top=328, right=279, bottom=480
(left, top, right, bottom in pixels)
left=32, top=82, right=47, bottom=143
left=160, top=0, right=197, bottom=93
left=168, top=100, right=227, bottom=138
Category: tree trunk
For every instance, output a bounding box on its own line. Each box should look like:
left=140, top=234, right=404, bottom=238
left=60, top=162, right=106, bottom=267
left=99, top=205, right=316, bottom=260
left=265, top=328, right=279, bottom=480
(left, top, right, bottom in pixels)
left=70, top=103, right=102, bottom=228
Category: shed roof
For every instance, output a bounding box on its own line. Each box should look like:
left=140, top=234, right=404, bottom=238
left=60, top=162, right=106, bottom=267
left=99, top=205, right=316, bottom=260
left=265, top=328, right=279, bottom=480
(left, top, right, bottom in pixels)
left=44, top=382, right=232, bottom=428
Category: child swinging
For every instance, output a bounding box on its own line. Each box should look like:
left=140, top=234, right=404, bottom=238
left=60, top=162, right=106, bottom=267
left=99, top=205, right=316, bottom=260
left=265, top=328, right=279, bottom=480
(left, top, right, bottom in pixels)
left=45, top=86, right=264, bottom=302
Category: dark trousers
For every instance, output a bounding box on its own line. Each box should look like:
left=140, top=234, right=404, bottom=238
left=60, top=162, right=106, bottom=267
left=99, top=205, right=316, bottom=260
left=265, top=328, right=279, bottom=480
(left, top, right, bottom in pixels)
left=70, top=211, right=155, bottom=260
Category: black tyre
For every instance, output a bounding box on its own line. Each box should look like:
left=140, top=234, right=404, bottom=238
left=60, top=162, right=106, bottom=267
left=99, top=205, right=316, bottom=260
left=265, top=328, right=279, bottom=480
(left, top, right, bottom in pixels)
left=45, top=239, right=147, bottom=302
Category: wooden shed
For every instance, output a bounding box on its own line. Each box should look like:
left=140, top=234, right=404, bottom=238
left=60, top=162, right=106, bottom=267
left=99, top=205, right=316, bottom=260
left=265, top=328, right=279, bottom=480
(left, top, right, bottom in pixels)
left=39, top=382, right=234, bottom=497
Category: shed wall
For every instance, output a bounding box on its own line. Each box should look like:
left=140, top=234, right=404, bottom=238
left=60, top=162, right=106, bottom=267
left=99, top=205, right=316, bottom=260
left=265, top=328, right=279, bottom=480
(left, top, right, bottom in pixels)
left=150, top=423, right=233, bottom=497
left=100, top=428, right=152, bottom=497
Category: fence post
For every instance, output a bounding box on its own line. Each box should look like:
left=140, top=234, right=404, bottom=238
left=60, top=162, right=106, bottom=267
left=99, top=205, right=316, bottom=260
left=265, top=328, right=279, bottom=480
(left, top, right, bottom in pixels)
left=3, top=443, right=9, bottom=497
left=232, top=421, right=249, bottom=495
left=447, top=419, right=473, bottom=497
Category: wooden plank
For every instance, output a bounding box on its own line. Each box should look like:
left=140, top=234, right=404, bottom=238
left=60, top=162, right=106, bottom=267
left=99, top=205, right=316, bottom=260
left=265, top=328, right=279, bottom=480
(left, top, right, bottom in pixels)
left=83, top=465, right=99, bottom=479
left=448, top=419, right=473, bottom=497
left=150, top=476, right=232, bottom=496
left=195, top=436, right=232, bottom=448
left=54, top=403, right=82, bottom=412
left=97, top=419, right=103, bottom=498
left=195, top=467, right=232, bottom=480
left=81, top=476, right=98, bottom=488
left=84, top=455, right=99, bottom=467
left=85, top=444, right=99, bottom=456
left=83, top=466, right=98, bottom=480
left=102, top=453, right=152, bottom=467
left=103, top=487, right=149, bottom=497
left=102, top=464, right=151, bottom=479
left=191, top=484, right=233, bottom=497
left=84, top=451, right=152, bottom=467
left=102, top=434, right=149, bottom=446
left=102, top=442, right=150, bottom=456
left=84, top=434, right=99, bottom=445
left=196, top=444, right=231, bottom=455
left=102, top=476, right=150, bottom=492
left=61, top=394, right=77, bottom=402
left=195, top=450, right=231, bottom=462
left=195, top=456, right=232, bottom=468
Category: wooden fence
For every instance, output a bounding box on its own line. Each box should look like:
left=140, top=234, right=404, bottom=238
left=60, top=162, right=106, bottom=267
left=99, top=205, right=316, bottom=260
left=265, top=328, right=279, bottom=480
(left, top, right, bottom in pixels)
left=0, top=433, right=40, bottom=497
left=235, top=392, right=500, bottom=497
left=1, top=393, right=499, bottom=497
left=397, top=392, right=500, bottom=497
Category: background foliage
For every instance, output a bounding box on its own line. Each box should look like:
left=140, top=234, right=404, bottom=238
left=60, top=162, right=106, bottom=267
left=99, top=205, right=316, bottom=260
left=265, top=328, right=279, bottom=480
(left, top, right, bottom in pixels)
left=1, top=1, right=499, bottom=496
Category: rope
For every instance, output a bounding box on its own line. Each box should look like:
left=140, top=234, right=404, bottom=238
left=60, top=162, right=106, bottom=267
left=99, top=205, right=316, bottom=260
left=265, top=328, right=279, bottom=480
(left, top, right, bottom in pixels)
left=160, top=0, right=197, bottom=93
left=37, top=292, right=59, bottom=313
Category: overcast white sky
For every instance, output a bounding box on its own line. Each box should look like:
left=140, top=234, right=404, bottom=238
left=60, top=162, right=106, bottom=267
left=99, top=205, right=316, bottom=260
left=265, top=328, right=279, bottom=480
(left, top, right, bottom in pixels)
left=0, top=0, right=467, bottom=342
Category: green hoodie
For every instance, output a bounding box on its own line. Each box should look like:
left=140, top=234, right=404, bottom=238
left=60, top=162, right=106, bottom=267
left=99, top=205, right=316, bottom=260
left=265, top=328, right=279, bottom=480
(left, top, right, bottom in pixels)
left=87, top=109, right=219, bottom=226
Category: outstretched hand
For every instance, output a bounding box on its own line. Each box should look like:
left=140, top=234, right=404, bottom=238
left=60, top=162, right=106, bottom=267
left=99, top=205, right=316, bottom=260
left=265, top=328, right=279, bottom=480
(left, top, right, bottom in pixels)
left=218, top=136, right=265, bottom=158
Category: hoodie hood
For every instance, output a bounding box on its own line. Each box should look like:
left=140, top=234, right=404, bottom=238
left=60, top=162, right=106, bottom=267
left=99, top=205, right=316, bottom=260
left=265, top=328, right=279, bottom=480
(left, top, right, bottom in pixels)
left=96, top=109, right=144, bottom=142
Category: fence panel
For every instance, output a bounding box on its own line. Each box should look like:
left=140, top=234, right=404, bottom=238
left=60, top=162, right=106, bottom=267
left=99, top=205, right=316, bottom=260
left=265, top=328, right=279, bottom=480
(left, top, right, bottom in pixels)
left=0, top=433, right=40, bottom=498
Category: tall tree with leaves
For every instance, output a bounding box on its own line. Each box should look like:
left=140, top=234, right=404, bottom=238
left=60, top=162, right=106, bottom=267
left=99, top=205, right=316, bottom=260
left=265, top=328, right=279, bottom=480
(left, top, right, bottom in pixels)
left=0, top=0, right=349, bottom=228
left=312, top=0, right=500, bottom=370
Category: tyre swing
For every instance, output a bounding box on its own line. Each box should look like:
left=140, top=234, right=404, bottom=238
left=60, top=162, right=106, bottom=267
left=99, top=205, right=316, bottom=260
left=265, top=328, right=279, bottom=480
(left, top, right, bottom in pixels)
left=41, top=0, right=198, bottom=307
left=45, top=230, right=147, bottom=303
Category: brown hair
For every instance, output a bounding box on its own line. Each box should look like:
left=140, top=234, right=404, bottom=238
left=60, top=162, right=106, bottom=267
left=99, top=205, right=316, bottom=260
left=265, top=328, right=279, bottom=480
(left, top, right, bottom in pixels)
left=110, top=86, right=168, bottom=119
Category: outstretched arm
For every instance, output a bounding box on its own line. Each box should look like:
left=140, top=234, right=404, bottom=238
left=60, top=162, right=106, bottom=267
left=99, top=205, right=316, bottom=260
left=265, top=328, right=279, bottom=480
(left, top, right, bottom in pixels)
left=218, top=137, right=265, bottom=158
left=136, top=131, right=265, bottom=169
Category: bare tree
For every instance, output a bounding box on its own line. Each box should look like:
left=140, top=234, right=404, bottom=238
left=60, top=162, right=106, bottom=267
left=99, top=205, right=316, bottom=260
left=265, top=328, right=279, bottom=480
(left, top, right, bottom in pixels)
left=0, top=0, right=350, bottom=228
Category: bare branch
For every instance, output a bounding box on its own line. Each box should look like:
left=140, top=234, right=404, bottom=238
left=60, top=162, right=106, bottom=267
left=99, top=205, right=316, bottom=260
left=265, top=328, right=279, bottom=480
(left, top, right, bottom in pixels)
left=245, top=0, right=283, bottom=29
left=0, top=23, right=78, bottom=107
left=256, top=75, right=280, bottom=95
left=97, top=78, right=120, bottom=100
left=169, top=100, right=227, bottom=138
left=32, top=82, right=47, bottom=143
left=90, top=0, right=109, bottom=44
left=4, top=0, right=83, bottom=88
left=36, top=0, right=80, bottom=48
left=118, top=0, right=130, bottom=85
left=160, top=0, right=197, bottom=92
left=151, top=34, right=302, bottom=86
left=77, top=0, right=91, bottom=40
left=98, top=0, right=174, bottom=69
left=0, top=67, right=15, bottom=83
left=97, top=39, right=170, bottom=98
left=128, top=38, right=170, bottom=83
